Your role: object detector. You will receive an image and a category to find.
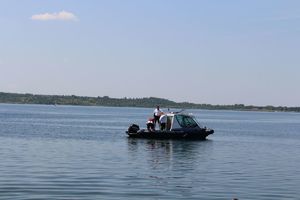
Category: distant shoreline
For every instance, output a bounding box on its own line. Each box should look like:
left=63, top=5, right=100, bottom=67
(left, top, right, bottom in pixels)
left=1, top=92, right=299, bottom=112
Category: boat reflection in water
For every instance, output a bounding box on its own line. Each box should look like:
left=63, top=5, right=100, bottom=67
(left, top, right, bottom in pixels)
left=127, top=138, right=214, bottom=171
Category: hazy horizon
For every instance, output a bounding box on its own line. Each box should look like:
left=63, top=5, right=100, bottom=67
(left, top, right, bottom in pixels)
left=1, top=1, right=299, bottom=107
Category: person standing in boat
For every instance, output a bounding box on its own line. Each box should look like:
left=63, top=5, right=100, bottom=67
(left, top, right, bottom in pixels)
left=159, top=113, right=167, bottom=131
left=153, top=106, right=163, bottom=128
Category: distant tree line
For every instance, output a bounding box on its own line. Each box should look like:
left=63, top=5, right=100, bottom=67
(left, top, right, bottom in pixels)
left=0, top=92, right=299, bottom=112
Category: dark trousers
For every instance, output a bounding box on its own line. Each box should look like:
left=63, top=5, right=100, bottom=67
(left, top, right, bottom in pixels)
left=160, top=123, right=166, bottom=130
left=154, top=115, right=160, bottom=125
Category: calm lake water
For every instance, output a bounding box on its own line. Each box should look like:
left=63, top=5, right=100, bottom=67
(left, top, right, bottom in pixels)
left=0, top=104, right=299, bottom=200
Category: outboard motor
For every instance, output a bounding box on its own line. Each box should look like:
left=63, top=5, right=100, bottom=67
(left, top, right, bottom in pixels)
left=128, top=124, right=140, bottom=133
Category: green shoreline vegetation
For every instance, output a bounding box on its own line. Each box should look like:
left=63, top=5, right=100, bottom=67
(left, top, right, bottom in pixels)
left=0, top=92, right=299, bottom=112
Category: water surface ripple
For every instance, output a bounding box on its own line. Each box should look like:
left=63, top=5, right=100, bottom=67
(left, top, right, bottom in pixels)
left=0, top=104, right=299, bottom=199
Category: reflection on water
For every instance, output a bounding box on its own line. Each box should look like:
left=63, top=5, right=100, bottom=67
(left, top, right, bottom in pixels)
left=127, top=138, right=214, bottom=173
left=128, top=138, right=213, bottom=156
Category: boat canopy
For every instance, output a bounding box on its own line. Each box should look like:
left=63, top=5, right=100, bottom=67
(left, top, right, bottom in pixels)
left=165, top=113, right=202, bottom=130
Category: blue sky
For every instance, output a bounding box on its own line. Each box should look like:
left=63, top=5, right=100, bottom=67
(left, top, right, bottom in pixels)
left=0, top=0, right=299, bottom=106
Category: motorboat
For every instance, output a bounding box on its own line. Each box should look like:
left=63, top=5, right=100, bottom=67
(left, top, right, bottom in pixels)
left=126, top=112, right=214, bottom=140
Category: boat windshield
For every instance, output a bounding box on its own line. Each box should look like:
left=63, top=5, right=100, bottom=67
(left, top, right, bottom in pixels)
left=175, top=115, right=198, bottom=128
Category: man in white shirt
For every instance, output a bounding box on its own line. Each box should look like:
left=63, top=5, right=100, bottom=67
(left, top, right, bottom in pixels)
left=153, top=105, right=163, bottom=127
left=159, top=114, right=167, bottom=131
